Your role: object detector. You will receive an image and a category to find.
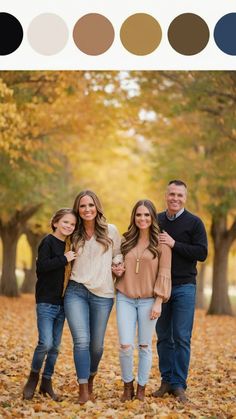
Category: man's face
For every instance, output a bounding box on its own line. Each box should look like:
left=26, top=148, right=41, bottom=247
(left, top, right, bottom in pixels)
left=166, top=184, right=187, bottom=215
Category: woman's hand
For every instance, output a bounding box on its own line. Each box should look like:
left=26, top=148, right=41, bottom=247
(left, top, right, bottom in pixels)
left=112, top=263, right=125, bottom=277
left=65, top=251, right=77, bottom=262
left=150, top=298, right=162, bottom=320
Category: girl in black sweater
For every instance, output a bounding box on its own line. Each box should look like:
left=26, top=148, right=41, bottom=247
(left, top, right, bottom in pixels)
left=23, top=208, right=77, bottom=401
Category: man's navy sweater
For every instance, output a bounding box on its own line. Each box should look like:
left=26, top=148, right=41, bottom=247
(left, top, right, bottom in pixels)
left=158, top=210, right=208, bottom=286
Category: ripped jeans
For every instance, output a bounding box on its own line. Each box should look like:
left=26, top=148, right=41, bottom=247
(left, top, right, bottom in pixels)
left=116, top=291, right=157, bottom=386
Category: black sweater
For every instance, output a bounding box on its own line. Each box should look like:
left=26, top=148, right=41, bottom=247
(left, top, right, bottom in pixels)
left=158, top=210, right=208, bottom=286
left=36, top=234, right=68, bottom=305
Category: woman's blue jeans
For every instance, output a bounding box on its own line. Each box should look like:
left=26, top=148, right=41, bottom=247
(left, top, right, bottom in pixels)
left=64, top=281, right=114, bottom=383
left=31, top=303, right=65, bottom=379
left=156, top=284, right=196, bottom=390
left=116, top=291, right=157, bottom=386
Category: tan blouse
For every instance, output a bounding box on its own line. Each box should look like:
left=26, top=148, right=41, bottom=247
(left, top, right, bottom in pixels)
left=116, top=243, right=171, bottom=301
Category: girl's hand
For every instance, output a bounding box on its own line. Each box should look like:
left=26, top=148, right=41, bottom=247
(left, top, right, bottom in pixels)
left=150, top=299, right=162, bottom=320
left=112, top=263, right=125, bottom=277
left=65, top=251, right=77, bottom=262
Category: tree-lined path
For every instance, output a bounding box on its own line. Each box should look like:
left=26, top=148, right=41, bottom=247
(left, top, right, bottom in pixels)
left=1, top=71, right=236, bottom=315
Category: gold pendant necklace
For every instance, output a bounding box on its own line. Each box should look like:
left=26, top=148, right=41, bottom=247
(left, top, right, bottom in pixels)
left=134, top=245, right=148, bottom=274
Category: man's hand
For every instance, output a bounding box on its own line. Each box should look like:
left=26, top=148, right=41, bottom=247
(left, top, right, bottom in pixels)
left=159, top=231, right=175, bottom=248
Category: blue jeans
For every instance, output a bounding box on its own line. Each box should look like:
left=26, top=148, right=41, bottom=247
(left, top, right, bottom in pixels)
left=116, top=291, right=157, bottom=386
left=31, top=303, right=65, bottom=379
left=64, top=281, right=114, bottom=384
left=156, top=284, right=196, bottom=390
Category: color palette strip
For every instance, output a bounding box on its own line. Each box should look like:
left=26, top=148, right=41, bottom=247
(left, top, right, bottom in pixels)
left=0, top=1, right=236, bottom=70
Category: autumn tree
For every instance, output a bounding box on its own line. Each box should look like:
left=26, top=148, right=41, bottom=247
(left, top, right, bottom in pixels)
left=0, top=71, right=90, bottom=296
left=0, top=71, right=152, bottom=296
left=130, top=71, right=236, bottom=315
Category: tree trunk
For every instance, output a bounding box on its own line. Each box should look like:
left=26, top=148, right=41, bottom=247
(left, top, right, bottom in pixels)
left=196, top=263, right=206, bottom=309
left=21, top=228, right=44, bottom=293
left=0, top=226, right=21, bottom=296
left=207, top=213, right=236, bottom=316
left=0, top=205, right=41, bottom=297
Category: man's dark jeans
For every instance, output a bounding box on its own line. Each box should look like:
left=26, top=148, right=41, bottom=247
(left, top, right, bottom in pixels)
left=156, top=284, right=196, bottom=390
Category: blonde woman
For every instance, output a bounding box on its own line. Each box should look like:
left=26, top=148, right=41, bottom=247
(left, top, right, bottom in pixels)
left=64, top=190, right=121, bottom=404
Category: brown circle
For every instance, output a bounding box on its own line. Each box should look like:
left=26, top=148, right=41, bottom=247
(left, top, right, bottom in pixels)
left=168, top=13, right=209, bottom=55
left=120, top=13, right=162, bottom=56
left=73, top=13, right=115, bottom=56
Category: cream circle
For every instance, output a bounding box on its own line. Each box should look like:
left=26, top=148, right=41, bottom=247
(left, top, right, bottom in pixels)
left=27, top=13, right=69, bottom=55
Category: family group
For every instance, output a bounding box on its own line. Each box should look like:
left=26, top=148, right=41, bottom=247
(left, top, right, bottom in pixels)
left=22, top=180, right=207, bottom=404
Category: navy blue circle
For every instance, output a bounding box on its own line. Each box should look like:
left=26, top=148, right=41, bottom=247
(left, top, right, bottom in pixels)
left=0, top=12, right=23, bottom=55
left=214, top=13, right=236, bottom=55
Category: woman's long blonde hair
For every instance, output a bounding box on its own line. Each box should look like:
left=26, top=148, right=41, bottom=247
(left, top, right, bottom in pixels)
left=121, top=200, right=160, bottom=258
left=72, top=190, right=112, bottom=252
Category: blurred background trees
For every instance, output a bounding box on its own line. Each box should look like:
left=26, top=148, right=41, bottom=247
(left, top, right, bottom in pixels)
left=0, top=71, right=235, bottom=315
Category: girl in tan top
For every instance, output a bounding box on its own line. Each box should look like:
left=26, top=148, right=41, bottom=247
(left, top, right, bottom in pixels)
left=113, top=199, right=171, bottom=402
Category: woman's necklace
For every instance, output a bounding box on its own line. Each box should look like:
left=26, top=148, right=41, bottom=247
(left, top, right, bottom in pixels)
left=133, top=243, right=149, bottom=274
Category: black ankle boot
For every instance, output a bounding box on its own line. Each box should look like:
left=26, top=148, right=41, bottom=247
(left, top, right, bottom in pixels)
left=39, top=377, right=60, bottom=401
left=23, top=371, right=40, bottom=400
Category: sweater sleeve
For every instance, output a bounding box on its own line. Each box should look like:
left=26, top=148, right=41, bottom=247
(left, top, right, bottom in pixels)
left=110, top=224, right=122, bottom=261
left=36, top=240, right=68, bottom=273
left=173, top=218, right=208, bottom=262
left=154, top=244, right=172, bottom=302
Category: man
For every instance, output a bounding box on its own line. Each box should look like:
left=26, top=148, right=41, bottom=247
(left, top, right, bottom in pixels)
left=153, top=180, right=208, bottom=402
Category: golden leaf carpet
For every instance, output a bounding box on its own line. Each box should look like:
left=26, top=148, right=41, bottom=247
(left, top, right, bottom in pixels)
left=0, top=295, right=236, bottom=418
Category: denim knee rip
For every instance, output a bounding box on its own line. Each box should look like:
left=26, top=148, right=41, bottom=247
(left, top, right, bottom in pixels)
left=138, top=344, right=151, bottom=353
left=120, top=344, right=134, bottom=355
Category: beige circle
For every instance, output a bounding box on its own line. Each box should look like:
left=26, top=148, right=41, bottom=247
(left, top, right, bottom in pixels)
left=120, top=13, right=162, bottom=55
left=73, top=13, right=115, bottom=56
left=27, top=13, right=69, bottom=56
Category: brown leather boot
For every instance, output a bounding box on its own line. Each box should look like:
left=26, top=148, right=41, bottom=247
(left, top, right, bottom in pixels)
left=135, top=384, right=146, bottom=401
left=172, top=387, right=188, bottom=403
left=23, top=371, right=40, bottom=400
left=88, top=374, right=96, bottom=395
left=88, top=374, right=96, bottom=401
left=78, top=383, right=89, bottom=404
left=39, top=377, right=60, bottom=401
left=152, top=381, right=172, bottom=398
left=120, top=380, right=135, bottom=402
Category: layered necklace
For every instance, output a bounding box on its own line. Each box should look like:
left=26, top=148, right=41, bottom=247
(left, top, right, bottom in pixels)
left=133, top=241, right=149, bottom=274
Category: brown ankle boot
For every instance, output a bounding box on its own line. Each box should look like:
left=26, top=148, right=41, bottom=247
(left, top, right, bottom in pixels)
left=120, top=380, right=135, bottom=402
left=23, top=371, right=39, bottom=400
left=152, top=381, right=172, bottom=398
left=172, top=387, right=188, bottom=403
left=135, top=384, right=145, bottom=401
left=88, top=374, right=96, bottom=395
left=39, top=377, right=60, bottom=401
left=78, top=383, right=89, bottom=404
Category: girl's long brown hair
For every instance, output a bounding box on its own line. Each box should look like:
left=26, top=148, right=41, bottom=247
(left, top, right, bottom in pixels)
left=72, top=190, right=112, bottom=252
left=121, top=200, right=160, bottom=258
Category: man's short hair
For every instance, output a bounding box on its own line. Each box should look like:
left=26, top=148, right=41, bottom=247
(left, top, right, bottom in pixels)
left=168, top=180, right=187, bottom=189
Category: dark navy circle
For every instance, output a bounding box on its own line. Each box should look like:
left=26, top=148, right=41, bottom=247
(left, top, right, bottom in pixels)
left=0, top=12, right=23, bottom=55
left=214, top=13, right=236, bottom=55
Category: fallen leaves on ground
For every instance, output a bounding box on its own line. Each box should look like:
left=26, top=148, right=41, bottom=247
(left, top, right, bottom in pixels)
left=0, top=295, right=236, bottom=418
